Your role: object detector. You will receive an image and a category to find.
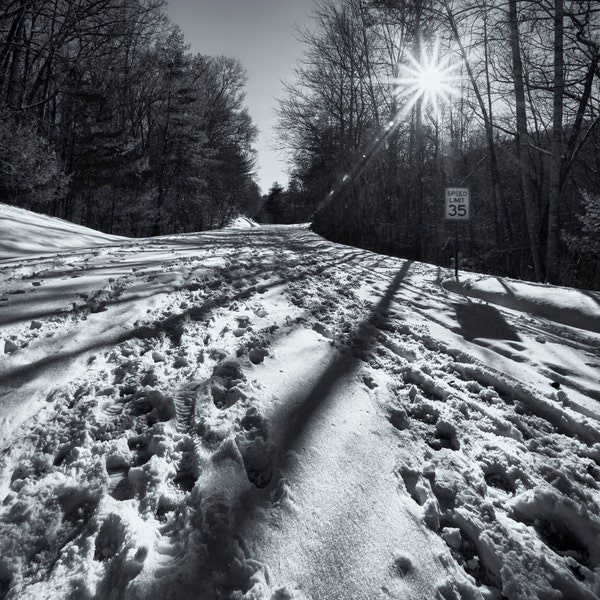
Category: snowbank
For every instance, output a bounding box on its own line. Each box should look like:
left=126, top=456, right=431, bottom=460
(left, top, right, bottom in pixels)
left=227, top=215, right=260, bottom=229
left=444, top=274, right=600, bottom=333
left=0, top=203, right=126, bottom=260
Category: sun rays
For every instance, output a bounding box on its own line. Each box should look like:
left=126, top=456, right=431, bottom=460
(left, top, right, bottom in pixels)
left=390, top=41, right=461, bottom=120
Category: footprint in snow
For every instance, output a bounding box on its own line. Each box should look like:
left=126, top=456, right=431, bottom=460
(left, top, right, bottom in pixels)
left=94, top=513, right=126, bottom=561
left=130, top=389, right=176, bottom=424
left=478, top=449, right=526, bottom=496
left=236, top=407, right=274, bottom=489
left=173, top=437, right=199, bottom=493
left=58, top=485, right=100, bottom=527
left=210, top=359, right=247, bottom=409
left=427, top=420, right=460, bottom=451
left=509, top=490, right=600, bottom=570
left=127, top=434, right=153, bottom=466
left=106, top=456, right=135, bottom=501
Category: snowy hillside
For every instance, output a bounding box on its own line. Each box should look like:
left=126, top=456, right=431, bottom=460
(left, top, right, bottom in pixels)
left=1, top=206, right=600, bottom=600
left=0, top=203, right=126, bottom=260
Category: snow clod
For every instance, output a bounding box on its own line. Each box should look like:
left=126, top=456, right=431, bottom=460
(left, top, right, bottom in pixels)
left=248, top=348, right=268, bottom=365
left=2, top=339, right=18, bottom=354
left=151, top=351, right=166, bottom=363
left=442, top=527, right=463, bottom=551
left=423, top=498, right=441, bottom=531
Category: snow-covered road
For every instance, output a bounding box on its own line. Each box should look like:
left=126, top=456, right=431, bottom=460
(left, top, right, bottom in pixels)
left=1, top=206, right=600, bottom=599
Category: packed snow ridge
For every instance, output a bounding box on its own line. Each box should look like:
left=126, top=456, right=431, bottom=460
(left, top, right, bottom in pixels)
left=1, top=203, right=600, bottom=600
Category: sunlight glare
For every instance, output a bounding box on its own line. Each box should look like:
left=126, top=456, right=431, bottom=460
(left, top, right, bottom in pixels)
left=391, top=41, right=460, bottom=118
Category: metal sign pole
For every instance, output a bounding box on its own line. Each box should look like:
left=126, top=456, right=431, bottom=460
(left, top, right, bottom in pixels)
left=444, top=187, right=470, bottom=281
left=454, top=221, right=458, bottom=280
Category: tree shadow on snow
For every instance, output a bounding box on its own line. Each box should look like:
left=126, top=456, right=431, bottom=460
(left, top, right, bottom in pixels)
left=275, top=260, right=413, bottom=460
left=452, top=301, right=521, bottom=342
left=203, top=261, right=415, bottom=596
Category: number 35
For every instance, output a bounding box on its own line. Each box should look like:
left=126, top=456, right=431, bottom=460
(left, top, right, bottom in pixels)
left=448, top=204, right=467, bottom=217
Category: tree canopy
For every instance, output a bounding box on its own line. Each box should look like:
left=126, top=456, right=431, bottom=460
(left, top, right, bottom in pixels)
left=0, top=0, right=261, bottom=235
left=277, top=0, right=600, bottom=289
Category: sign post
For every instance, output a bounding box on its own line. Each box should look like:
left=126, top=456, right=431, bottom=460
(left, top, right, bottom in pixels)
left=445, top=188, right=470, bottom=280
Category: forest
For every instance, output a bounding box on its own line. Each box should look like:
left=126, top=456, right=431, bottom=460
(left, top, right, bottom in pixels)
left=274, top=0, right=600, bottom=289
left=0, top=0, right=261, bottom=236
left=1, top=0, right=600, bottom=289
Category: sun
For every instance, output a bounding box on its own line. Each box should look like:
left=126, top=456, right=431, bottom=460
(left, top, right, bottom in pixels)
left=417, top=64, right=449, bottom=95
left=390, top=42, right=460, bottom=118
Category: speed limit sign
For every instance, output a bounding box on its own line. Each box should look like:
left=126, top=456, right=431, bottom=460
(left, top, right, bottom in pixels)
left=445, top=188, right=470, bottom=220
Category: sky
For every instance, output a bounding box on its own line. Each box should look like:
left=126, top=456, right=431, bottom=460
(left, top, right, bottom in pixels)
left=164, top=0, right=317, bottom=194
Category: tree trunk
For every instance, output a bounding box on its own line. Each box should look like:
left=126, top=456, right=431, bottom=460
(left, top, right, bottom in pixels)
left=546, top=0, right=564, bottom=284
left=508, top=0, right=544, bottom=281
left=412, top=0, right=424, bottom=259
left=5, top=5, right=24, bottom=111
left=443, top=0, right=514, bottom=250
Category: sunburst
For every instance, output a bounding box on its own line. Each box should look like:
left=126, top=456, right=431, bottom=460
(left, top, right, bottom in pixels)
left=390, top=41, right=460, bottom=119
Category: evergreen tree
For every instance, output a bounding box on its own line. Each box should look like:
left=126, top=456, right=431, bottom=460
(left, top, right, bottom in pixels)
left=0, top=1, right=261, bottom=237
left=262, top=182, right=286, bottom=223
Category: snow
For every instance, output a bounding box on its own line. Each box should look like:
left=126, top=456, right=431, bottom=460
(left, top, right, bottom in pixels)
left=1, top=205, right=600, bottom=600
left=0, top=203, right=126, bottom=259
left=227, top=216, right=260, bottom=229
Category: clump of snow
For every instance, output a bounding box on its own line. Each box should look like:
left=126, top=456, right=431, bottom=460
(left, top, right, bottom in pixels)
left=227, top=215, right=260, bottom=229
left=0, top=205, right=599, bottom=599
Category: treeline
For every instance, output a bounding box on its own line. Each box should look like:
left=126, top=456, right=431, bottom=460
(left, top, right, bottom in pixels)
left=0, top=0, right=261, bottom=236
left=259, top=180, right=317, bottom=224
left=277, top=0, right=600, bottom=289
